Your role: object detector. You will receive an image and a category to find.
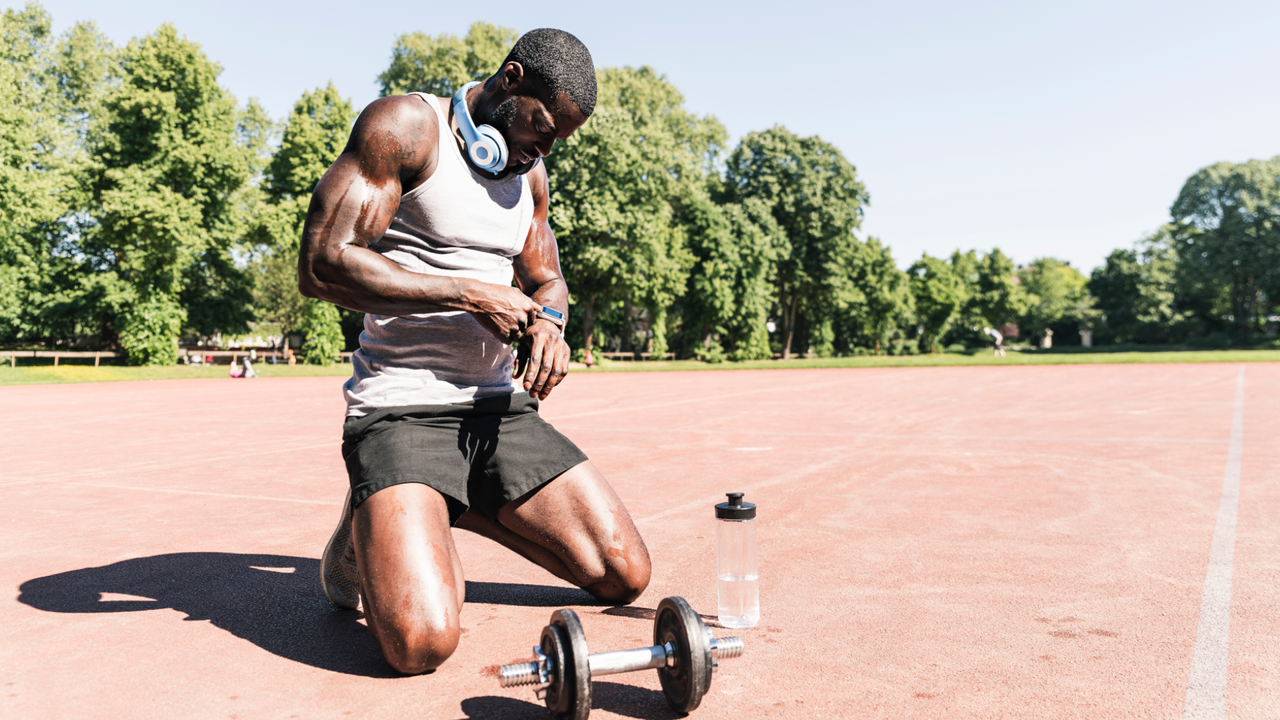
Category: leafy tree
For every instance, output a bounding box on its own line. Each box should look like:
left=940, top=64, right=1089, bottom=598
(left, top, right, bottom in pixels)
left=967, top=247, right=1028, bottom=331
left=1169, top=157, right=1280, bottom=339
left=677, top=196, right=779, bottom=360
left=75, top=24, right=258, bottom=362
left=548, top=66, right=725, bottom=357
left=378, top=22, right=518, bottom=98
left=0, top=5, right=113, bottom=345
left=909, top=253, right=967, bottom=353
left=1089, top=230, right=1180, bottom=343
left=1017, top=258, right=1093, bottom=343
left=722, top=125, right=868, bottom=358
left=832, top=237, right=912, bottom=355
left=248, top=82, right=355, bottom=345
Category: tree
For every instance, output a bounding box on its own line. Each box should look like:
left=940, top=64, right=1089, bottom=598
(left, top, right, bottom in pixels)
left=547, top=66, right=725, bottom=357
left=247, top=82, right=355, bottom=345
left=1017, top=258, right=1092, bottom=343
left=832, top=237, right=912, bottom=355
left=677, top=196, right=779, bottom=360
left=967, top=248, right=1028, bottom=331
left=1089, top=233, right=1179, bottom=344
left=722, top=126, right=869, bottom=358
left=0, top=5, right=114, bottom=346
left=378, top=22, right=518, bottom=98
left=909, top=253, right=967, bottom=353
left=77, top=24, right=257, bottom=363
left=1169, top=157, right=1280, bottom=339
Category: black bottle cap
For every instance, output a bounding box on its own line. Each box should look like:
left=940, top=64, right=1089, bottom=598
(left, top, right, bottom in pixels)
left=715, top=492, right=756, bottom=520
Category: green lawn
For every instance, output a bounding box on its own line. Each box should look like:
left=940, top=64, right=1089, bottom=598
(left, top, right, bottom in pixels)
left=0, top=362, right=353, bottom=385
left=578, top=348, right=1280, bottom=373
left=1, top=348, right=1277, bottom=385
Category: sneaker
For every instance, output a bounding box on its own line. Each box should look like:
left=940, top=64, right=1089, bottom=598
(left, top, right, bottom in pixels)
left=321, top=488, right=361, bottom=610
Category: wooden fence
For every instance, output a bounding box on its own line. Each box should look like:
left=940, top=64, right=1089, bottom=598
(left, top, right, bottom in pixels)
left=0, top=349, right=355, bottom=367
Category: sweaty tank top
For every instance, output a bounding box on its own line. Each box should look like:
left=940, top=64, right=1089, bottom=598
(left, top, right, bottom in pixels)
left=343, top=93, right=535, bottom=416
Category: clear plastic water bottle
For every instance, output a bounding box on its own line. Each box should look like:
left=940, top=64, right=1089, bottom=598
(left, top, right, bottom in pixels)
left=715, top=492, right=759, bottom=628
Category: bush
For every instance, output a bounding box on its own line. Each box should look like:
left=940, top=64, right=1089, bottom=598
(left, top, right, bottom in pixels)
left=119, top=295, right=186, bottom=366
left=1187, top=332, right=1232, bottom=349
left=698, top=339, right=727, bottom=363
left=298, top=299, right=345, bottom=365
left=945, top=343, right=966, bottom=353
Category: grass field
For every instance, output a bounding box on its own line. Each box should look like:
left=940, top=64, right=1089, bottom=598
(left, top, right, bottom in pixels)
left=1, top=347, right=1278, bottom=385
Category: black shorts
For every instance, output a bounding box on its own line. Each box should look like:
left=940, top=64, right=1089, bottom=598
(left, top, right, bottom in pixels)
left=341, top=393, right=589, bottom=525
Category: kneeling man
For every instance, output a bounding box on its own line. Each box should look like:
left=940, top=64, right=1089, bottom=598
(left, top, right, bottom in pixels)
left=298, top=28, right=650, bottom=674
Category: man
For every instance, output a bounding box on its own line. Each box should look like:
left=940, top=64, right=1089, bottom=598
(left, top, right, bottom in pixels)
left=298, top=29, right=651, bottom=674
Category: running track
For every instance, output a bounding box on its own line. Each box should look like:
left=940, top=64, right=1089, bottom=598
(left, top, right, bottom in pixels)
left=1, top=364, right=1276, bottom=719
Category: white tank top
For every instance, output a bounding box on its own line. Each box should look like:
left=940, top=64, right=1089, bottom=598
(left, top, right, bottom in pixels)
left=343, top=93, right=536, bottom=416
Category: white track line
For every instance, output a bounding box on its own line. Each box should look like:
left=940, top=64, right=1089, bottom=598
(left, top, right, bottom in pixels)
left=1183, top=366, right=1245, bottom=720
left=0, top=441, right=339, bottom=487
left=555, top=425, right=1225, bottom=445
left=64, top=481, right=340, bottom=506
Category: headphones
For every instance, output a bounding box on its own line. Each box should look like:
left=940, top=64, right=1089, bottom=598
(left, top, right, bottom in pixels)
left=452, top=81, right=508, bottom=174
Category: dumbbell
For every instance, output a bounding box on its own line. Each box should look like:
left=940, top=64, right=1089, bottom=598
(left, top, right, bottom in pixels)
left=495, top=596, right=744, bottom=719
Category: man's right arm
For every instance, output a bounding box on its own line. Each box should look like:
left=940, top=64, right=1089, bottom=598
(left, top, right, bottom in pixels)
left=298, top=95, right=539, bottom=341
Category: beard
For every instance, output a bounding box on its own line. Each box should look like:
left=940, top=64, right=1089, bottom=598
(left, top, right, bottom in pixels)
left=487, top=97, right=536, bottom=175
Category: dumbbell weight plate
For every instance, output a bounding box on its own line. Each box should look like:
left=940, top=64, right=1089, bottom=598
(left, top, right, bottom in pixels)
left=654, top=596, right=713, bottom=713
left=541, top=609, right=591, bottom=720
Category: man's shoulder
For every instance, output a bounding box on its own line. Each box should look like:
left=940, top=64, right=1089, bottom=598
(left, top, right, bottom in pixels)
left=349, top=94, right=440, bottom=179
left=355, top=94, right=438, bottom=139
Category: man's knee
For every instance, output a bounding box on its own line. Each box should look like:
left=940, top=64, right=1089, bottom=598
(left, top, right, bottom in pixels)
left=585, top=541, right=651, bottom=605
left=373, top=613, right=461, bottom=674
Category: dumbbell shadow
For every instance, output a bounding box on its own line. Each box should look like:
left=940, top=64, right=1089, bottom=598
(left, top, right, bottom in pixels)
left=459, top=683, right=679, bottom=720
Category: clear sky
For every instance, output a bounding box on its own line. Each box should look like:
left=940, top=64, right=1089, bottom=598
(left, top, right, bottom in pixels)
left=26, top=0, right=1280, bottom=274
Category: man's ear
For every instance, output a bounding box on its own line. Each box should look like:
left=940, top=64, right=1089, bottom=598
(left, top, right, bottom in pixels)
left=497, top=61, right=525, bottom=94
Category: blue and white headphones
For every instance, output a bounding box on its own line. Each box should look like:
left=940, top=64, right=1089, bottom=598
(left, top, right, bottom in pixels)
left=452, top=81, right=508, bottom=174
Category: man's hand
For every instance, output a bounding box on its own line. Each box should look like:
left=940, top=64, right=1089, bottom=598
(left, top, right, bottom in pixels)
left=465, top=282, right=542, bottom=343
left=515, top=319, right=570, bottom=400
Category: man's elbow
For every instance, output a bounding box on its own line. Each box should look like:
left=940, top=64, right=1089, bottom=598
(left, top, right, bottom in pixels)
left=296, top=264, right=326, bottom=301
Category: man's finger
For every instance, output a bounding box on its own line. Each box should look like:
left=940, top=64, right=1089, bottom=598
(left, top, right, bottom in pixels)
left=537, top=340, right=570, bottom=399
left=533, top=340, right=557, bottom=393
left=522, top=334, right=545, bottom=390
left=514, top=337, right=531, bottom=378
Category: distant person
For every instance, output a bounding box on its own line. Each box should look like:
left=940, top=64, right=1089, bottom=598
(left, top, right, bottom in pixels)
left=297, top=28, right=649, bottom=674
left=228, top=358, right=243, bottom=378
left=242, top=357, right=258, bottom=379
left=983, top=326, right=1006, bottom=357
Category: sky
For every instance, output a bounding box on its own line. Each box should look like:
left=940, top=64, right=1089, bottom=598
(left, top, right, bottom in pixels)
left=26, top=0, right=1280, bottom=274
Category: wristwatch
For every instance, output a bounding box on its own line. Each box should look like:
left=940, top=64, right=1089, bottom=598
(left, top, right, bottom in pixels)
left=536, top=306, right=565, bottom=329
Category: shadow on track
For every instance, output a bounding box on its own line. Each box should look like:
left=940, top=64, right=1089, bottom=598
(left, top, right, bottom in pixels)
left=17, top=552, right=598, bottom=677
left=459, top=682, right=678, bottom=719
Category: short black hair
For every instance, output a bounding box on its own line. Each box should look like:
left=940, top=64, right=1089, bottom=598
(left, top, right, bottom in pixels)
left=503, top=28, right=596, bottom=116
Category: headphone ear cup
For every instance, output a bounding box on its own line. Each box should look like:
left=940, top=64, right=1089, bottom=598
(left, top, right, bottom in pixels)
left=474, top=125, right=508, bottom=171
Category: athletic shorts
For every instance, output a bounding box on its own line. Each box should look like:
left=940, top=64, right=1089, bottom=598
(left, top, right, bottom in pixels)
left=341, top=393, right=589, bottom=525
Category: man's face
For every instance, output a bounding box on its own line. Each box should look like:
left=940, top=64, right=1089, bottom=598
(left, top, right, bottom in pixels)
left=487, top=90, right=589, bottom=175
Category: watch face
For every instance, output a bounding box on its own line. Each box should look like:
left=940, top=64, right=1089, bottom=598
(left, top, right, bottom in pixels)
left=539, top=306, right=564, bottom=321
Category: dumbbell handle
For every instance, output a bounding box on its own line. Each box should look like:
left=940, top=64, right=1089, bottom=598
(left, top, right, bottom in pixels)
left=498, top=636, right=744, bottom=687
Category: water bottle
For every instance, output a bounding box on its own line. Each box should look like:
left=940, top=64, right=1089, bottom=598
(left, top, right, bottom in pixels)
left=715, top=492, right=759, bottom=628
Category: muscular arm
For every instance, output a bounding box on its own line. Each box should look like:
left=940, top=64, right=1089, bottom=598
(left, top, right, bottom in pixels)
left=298, top=95, right=539, bottom=341
left=512, top=163, right=572, bottom=399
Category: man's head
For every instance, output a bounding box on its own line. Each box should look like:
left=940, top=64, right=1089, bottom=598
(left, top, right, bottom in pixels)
left=480, top=28, right=596, bottom=175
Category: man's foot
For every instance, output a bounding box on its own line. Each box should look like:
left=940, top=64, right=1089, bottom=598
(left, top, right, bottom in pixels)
left=321, top=488, right=361, bottom=610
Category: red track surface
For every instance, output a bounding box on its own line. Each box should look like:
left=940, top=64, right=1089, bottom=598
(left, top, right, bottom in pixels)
left=2, top=365, right=1277, bottom=719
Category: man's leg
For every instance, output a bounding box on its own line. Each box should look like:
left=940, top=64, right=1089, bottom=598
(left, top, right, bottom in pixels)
left=455, top=461, right=651, bottom=604
left=353, top=483, right=466, bottom=674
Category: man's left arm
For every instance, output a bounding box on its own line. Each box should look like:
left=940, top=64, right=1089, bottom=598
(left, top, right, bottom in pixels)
left=512, top=163, right=570, bottom=400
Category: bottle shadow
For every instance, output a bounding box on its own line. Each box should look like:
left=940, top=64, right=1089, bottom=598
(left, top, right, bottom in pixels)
left=17, top=552, right=598, bottom=677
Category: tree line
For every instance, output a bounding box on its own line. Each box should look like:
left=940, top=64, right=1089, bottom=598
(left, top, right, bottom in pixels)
left=3, top=6, right=1278, bottom=365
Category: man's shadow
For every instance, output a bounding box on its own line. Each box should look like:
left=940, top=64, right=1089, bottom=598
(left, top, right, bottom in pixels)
left=17, top=552, right=596, bottom=677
